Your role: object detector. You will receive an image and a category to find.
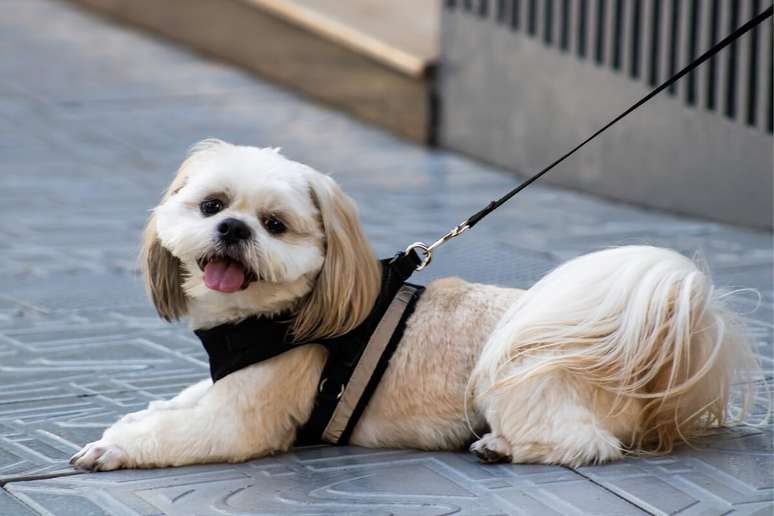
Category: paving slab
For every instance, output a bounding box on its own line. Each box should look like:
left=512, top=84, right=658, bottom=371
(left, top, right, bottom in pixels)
left=578, top=426, right=774, bottom=515
left=5, top=448, right=649, bottom=515
left=0, top=489, right=36, bottom=516
left=0, top=0, right=771, bottom=514
left=0, top=309, right=206, bottom=481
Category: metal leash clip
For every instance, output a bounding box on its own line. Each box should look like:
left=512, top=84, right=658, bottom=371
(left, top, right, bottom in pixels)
left=405, top=221, right=470, bottom=271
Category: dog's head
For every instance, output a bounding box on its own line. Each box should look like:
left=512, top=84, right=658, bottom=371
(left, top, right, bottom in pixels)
left=142, top=139, right=381, bottom=337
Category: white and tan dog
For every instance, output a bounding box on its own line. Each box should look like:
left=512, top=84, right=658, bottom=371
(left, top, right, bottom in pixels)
left=71, top=140, right=757, bottom=471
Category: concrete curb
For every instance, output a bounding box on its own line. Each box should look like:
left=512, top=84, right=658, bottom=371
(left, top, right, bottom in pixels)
left=69, top=0, right=436, bottom=143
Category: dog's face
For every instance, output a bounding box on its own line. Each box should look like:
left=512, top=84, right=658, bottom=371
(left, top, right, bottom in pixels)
left=143, top=140, right=381, bottom=335
left=154, top=142, right=326, bottom=295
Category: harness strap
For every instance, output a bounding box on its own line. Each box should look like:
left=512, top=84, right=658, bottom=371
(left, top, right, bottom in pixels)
left=322, top=284, right=423, bottom=444
left=195, top=317, right=298, bottom=382
left=294, top=251, right=422, bottom=445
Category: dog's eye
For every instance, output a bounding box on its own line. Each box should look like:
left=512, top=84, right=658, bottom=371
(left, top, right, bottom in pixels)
left=200, top=198, right=224, bottom=216
left=263, top=216, right=287, bottom=235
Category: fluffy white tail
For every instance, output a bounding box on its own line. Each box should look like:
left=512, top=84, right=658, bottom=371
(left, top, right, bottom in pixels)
left=473, top=246, right=759, bottom=454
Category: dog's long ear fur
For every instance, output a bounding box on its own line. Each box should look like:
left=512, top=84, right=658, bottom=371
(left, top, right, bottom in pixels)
left=141, top=216, right=187, bottom=321
left=140, top=158, right=193, bottom=322
left=292, top=173, right=381, bottom=341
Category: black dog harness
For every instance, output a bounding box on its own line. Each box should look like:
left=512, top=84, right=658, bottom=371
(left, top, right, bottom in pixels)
left=194, top=251, right=424, bottom=446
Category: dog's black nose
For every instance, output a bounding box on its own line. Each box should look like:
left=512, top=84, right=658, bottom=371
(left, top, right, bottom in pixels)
left=217, top=218, right=252, bottom=243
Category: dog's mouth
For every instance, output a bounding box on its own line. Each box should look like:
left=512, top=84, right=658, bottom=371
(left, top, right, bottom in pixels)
left=197, top=255, right=258, bottom=293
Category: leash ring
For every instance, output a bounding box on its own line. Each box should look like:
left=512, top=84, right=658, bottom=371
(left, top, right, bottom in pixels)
left=405, top=242, right=432, bottom=271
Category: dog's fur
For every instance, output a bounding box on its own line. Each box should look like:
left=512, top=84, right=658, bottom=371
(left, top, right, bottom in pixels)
left=71, top=140, right=758, bottom=471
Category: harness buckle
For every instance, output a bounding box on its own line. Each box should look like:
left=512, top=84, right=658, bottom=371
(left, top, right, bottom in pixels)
left=404, top=242, right=432, bottom=271
left=405, top=222, right=470, bottom=271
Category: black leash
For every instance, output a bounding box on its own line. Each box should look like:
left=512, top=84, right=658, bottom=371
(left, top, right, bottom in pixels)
left=407, top=4, right=774, bottom=270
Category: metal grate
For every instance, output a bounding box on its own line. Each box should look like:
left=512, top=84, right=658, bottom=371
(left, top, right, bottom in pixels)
left=446, top=0, right=774, bottom=133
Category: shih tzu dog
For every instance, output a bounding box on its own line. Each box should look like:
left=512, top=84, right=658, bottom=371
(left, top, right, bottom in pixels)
left=71, top=139, right=756, bottom=471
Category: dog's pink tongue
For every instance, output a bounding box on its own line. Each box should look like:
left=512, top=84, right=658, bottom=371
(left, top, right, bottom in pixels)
left=203, top=259, right=245, bottom=293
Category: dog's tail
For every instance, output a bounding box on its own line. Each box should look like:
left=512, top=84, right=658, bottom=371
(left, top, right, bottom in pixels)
left=472, top=245, right=760, bottom=453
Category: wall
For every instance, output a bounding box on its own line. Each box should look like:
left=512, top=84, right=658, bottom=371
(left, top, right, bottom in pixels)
left=440, top=0, right=773, bottom=229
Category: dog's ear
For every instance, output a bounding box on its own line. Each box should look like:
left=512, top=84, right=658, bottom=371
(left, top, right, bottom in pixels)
left=292, top=173, right=381, bottom=341
left=140, top=213, right=187, bottom=321
left=140, top=139, right=233, bottom=321
left=140, top=160, right=193, bottom=321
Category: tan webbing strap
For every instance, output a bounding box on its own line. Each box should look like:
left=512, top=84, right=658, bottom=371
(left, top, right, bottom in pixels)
left=321, top=284, right=419, bottom=443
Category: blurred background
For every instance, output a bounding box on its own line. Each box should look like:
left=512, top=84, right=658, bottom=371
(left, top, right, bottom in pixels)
left=72, top=0, right=773, bottom=228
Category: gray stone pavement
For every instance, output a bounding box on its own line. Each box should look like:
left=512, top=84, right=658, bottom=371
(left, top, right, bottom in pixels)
left=0, top=0, right=772, bottom=514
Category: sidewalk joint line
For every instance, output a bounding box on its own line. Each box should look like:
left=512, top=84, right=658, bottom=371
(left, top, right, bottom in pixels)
left=566, top=465, right=657, bottom=516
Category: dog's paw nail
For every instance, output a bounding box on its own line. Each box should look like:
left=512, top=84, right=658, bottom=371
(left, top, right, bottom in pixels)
left=69, top=444, right=91, bottom=466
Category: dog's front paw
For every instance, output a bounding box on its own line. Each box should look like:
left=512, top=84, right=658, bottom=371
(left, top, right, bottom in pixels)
left=70, top=440, right=128, bottom=471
